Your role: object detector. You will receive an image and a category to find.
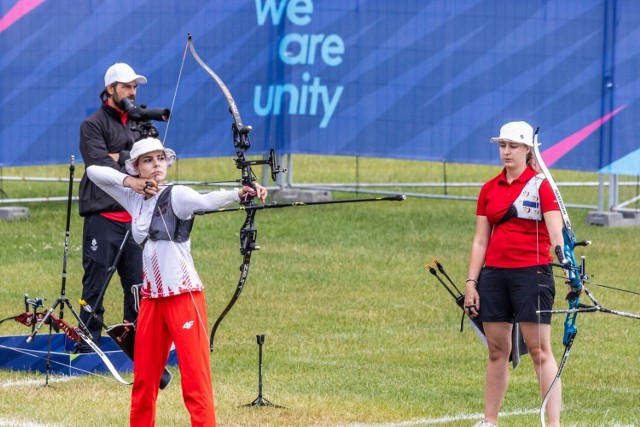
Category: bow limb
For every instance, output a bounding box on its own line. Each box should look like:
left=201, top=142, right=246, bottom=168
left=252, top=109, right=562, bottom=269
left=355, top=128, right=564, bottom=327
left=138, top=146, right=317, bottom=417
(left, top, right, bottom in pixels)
left=186, top=34, right=246, bottom=134
left=48, top=314, right=132, bottom=385
left=74, top=328, right=132, bottom=385
left=532, top=128, right=589, bottom=427
left=209, top=241, right=253, bottom=351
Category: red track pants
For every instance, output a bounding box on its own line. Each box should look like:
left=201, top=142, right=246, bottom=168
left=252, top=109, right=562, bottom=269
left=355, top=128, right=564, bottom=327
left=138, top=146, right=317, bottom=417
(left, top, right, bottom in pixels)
left=130, top=291, right=216, bottom=427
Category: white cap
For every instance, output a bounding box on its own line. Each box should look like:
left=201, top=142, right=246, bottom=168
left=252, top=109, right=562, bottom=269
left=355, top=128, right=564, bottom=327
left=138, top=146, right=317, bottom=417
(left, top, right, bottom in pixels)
left=125, top=138, right=176, bottom=176
left=490, top=121, right=534, bottom=147
left=104, top=63, right=147, bottom=87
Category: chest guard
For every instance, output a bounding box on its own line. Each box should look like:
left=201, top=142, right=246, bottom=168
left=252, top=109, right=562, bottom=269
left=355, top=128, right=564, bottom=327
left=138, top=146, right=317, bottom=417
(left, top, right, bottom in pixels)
left=147, top=186, right=194, bottom=243
left=513, top=173, right=545, bottom=221
left=498, top=173, right=546, bottom=224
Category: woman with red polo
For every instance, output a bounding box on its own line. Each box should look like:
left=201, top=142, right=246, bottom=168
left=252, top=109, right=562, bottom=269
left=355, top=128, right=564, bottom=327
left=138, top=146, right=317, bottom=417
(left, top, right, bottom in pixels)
left=465, top=121, right=564, bottom=427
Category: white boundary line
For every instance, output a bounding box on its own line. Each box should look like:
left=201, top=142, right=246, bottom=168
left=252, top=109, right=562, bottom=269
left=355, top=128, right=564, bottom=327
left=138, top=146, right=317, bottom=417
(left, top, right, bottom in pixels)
left=1, top=375, right=79, bottom=388
left=335, top=408, right=538, bottom=427
left=0, top=376, right=78, bottom=426
left=0, top=419, right=63, bottom=427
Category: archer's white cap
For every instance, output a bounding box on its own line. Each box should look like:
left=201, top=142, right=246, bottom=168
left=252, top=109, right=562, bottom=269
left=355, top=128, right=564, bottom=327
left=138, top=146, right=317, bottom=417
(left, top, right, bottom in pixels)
left=104, top=63, right=147, bottom=87
left=490, top=121, right=534, bottom=147
left=125, top=138, right=176, bottom=176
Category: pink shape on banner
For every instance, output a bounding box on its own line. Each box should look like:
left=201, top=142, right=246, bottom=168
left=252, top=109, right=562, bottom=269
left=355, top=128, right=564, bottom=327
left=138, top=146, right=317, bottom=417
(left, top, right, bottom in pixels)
left=541, top=106, right=626, bottom=166
left=0, top=0, right=45, bottom=33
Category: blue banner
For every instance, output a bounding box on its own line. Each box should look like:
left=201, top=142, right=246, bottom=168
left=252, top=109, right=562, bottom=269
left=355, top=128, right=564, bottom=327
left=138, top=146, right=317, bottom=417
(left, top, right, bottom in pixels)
left=1, top=0, right=638, bottom=174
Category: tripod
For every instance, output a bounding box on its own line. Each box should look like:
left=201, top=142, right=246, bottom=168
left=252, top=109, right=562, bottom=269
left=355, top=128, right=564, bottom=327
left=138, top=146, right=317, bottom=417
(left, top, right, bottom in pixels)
left=26, top=156, right=90, bottom=386
left=243, top=334, right=283, bottom=408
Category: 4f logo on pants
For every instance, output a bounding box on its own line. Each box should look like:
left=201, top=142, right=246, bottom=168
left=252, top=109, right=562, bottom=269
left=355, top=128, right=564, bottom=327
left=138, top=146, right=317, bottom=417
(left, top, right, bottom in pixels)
left=182, top=320, right=194, bottom=329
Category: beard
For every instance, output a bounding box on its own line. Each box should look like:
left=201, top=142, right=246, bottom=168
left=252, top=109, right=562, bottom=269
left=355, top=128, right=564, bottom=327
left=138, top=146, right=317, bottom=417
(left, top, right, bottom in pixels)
left=113, top=93, right=135, bottom=111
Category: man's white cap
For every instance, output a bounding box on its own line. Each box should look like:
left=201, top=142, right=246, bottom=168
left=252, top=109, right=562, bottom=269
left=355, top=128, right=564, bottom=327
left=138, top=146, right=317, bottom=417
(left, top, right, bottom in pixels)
left=125, top=138, right=176, bottom=176
left=104, top=63, right=147, bottom=87
left=490, top=121, right=534, bottom=147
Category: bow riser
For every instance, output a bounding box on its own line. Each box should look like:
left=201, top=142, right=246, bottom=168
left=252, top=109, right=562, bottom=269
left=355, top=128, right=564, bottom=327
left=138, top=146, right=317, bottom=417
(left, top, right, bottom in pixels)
left=562, top=230, right=582, bottom=290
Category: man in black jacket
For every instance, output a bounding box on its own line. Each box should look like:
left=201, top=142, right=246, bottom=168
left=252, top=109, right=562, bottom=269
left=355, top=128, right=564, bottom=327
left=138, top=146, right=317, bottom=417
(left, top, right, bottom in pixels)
left=76, top=63, right=147, bottom=352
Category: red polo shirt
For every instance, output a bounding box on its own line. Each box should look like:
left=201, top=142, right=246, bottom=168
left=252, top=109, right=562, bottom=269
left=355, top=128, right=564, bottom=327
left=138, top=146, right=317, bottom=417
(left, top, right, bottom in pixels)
left=476, top=166, right=559, bottom=268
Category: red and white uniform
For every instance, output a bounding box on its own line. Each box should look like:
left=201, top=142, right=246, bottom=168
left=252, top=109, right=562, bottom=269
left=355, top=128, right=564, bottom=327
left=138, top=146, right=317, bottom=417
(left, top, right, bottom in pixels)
left=87, top=165, right=240, bottom=427
left=476, top=166, right=559, bottom=268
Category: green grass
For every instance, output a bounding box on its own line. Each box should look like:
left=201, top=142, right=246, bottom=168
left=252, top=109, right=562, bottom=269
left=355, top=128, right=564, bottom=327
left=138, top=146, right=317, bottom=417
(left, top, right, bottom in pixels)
left=1, top=156, right=639, bottom=427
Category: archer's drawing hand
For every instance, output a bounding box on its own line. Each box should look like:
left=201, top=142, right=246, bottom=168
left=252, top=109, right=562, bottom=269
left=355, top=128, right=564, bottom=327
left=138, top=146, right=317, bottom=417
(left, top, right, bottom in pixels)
left=239, top=183, right=268, bottom=203
left=125, top=177, right=159, bottom=199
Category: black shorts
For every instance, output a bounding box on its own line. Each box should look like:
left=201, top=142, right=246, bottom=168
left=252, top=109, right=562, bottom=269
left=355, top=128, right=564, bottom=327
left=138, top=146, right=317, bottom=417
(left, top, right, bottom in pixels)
left=476, top=265, right=556, bottom=324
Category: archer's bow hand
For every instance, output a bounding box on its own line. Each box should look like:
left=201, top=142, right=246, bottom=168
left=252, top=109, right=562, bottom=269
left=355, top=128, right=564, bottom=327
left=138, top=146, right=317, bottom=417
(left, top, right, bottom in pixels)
left=239, top=183, right=268, bottom=204
left=554, top=245, right=571, bottom=270
left=555, top=245, right=584, bottom=297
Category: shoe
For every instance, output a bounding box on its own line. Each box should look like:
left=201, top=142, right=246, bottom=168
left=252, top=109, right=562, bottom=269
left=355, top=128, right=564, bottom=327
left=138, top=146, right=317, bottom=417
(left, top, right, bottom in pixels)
left=473, top=421, right=497, bottom=427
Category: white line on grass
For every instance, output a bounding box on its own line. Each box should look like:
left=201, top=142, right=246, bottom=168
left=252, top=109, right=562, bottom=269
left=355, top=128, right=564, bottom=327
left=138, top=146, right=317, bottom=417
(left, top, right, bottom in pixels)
left=336, top=408, right=538, bottom=426
left=1, top=375, right=79, bottom=388
left=0, top=419, right=63, bottom=427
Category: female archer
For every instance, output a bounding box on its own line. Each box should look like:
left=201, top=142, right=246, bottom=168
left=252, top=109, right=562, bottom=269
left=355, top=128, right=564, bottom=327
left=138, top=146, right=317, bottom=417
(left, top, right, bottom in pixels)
left=464, top=121, right=564, bottom=427
left=87, top=137, right=267, bottom=427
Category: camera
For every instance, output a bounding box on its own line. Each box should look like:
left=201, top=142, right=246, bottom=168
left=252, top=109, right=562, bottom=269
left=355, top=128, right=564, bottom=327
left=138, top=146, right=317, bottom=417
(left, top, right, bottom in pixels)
left=121, top=97, right=170, bottom=122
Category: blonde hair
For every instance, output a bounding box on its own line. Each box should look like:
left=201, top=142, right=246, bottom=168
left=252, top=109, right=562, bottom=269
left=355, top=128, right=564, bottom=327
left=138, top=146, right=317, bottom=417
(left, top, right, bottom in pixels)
left=526, top=149, right=541, bottom=172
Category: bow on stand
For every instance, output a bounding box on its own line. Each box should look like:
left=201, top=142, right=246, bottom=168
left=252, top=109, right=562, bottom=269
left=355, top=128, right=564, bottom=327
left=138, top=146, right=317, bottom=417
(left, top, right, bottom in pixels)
left=0, top=295, right=62, bottom=335
left=0, top=295, right=132, bottom=385
left=183, top=34, right=405, bottom=352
